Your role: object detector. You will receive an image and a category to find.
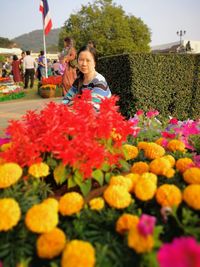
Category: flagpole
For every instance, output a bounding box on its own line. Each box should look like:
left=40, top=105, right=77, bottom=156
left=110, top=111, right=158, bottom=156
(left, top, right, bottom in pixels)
left=42, top=17, right=48, bottom=78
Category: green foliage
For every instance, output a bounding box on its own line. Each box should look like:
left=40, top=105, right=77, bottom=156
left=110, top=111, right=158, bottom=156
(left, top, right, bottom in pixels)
left=0, top=37, right=14, bottom=48
left=97, top=53, right=200, bottom=119
left=188, top=134, right=200, bottom=154
left=0, top=91, right=25, bottom=102
left=59, top=0, right=151, bottom=56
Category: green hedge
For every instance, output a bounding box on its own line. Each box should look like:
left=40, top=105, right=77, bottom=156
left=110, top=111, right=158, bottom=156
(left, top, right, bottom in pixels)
left=97, top=53, right=200, bottom=119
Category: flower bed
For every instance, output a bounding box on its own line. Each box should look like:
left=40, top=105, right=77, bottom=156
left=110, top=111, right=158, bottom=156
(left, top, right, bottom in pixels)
left=0, top=92, right=200, bottom=267
left=0, top=77, right=24, bottom=102
left=38, top=76, right=63, bottom=98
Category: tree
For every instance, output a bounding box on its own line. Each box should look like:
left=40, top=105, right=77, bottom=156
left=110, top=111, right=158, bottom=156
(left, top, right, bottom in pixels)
left=59, top=0, right=151, bottom=56
left=0, top=37, right=14, bottom=48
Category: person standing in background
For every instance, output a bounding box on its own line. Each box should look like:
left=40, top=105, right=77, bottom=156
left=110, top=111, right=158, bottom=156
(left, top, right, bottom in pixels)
left=11, top=55, right=22, bottom=83
left=37, top=50, right=46, bottom=81
left=61, top=37, right=77, bottom=96
left=23, top=51, right=37, bottom=89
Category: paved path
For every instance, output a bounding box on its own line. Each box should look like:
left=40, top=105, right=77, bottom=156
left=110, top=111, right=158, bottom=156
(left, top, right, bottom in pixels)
left=0, top=97, right=62, bottom=136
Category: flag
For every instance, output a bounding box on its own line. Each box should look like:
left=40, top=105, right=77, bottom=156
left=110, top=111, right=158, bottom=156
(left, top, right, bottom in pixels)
left=39, top=0, right=52, bottom=35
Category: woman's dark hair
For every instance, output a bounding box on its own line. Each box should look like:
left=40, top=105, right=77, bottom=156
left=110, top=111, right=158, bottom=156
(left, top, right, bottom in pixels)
left=78, top=45, right=98, bottom=63
left=87, top=40, right=96, bottom=48
left=13, top=55, right=18, bottom=61
left=64, top=37, right=74, bottom=47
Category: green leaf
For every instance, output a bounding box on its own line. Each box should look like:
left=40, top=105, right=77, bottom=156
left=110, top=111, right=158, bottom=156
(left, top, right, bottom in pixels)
left=92, top=169, right=104, bottom=186
left=46, top=156, right=58, bottom=169
left=79, top=179, right=92, bottom=197
left=101, top=162, right=110, bottom=172
left=74, top=170, right=83, bottom=186
left=105, top=172, right=111, bottom=183
left=53, top=162, right=68, bottom=185
left=68, top=177, right=76, bottom=189
left=119, top=159, right=130, bottom=172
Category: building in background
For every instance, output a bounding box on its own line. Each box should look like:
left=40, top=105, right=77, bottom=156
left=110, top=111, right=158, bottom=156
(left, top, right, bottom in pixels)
left=151, top=40, right=200, bottom=54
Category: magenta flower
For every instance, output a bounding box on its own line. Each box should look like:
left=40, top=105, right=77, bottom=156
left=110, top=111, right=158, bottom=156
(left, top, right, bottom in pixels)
left=169, top=118, right=178, bottom=125
left=0, top=261, right=3, bottom=267
left=138, top=214, right=156, bottom=236
left=146, top=109, right=159, bottom=118
left=136, top=109, right=144, bottom=116
left=0, top=138, right=10, bottom=146
left=157, top=236, right=200, bottom=267
left=194, top=155, right=200, bottom=168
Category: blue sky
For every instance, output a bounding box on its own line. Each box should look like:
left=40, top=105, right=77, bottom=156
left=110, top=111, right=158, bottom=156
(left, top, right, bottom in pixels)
left=0, top=0, right=200, bottom=46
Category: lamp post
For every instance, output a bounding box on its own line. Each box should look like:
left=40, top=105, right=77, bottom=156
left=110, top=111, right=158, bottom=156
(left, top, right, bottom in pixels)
left=176, top=30, right=186, bottom=45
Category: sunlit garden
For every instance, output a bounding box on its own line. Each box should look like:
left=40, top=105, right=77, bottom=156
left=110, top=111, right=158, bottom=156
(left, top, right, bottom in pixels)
left=0, top=91, right=200, bottom=267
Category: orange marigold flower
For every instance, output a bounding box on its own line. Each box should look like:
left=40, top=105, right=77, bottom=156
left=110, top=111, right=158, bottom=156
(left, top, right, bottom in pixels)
left=25, top=202, right=58, bottom=233
left=109, top=175, right=133, bottom=192
left=167, top=139, right=185, bottom=152
left=0, top=198, right=21, bottom=231
left=140, top=172, right=157, bottom=184
left=162, top=155, right=176, bottom=167
left=134, top=177, right=157, bottom=201
left=37, top=227, right=67, bottom=259
left=0, top=142, right=12, bottom=152
left=183, top=167, right=200, bottom=184
left=176, top=158, right=194, bottom=173
left=89, top=197, right=105, bottom=211
left=128, top=224, right=154, bottom=253
left=0, top=163, right=22, bottom=188
left=61, top=240, right=96, bottom=267
left=155, top=137, right=167, bottom=147
left=137, top=141, right=148, bottom=150
left=124, top=173, right=140, bottom=192
left=149, top=158, right=173, bottom=177
left=116, top=214, right=139, bottom=234
left=131, top=161, right=149, bottom=175
left=43, top=198, right=59, bottom=212
left=183, top=184, right=200, bottom=210
left=144, top=143, right=165, bottom=160
left=123, top=144, right=139, bottom=160
left=104, top=185, right=132, bottom=209
left=59, top=192, right=84, bottom=216
left=156, top=184, right=182, bottom=207
left=28, top=162, right=50, bottom=178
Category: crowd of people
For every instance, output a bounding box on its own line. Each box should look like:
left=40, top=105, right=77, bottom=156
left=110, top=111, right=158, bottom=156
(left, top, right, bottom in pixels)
left=0, top=37, right=112, bottom=109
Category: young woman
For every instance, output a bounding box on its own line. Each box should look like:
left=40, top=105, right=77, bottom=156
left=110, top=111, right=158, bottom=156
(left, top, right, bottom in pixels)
left=62, top=45, right=111, bottom=110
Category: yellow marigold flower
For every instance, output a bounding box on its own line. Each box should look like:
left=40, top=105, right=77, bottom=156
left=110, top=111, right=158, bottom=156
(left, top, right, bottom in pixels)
left=28, top=162, right=50, bottom=178
left=124, top=173, right=140, bottom=192
left=43, top=198, right=59, bottom=212
left=156, top=184, right=182, bottom=207
left=89, top=197, right=105, bottom=211
left=167, top=139, right=185, bottom=152
left=137, top=141, right=148, bottom=150
left=176, top=158, right=194, bottom=173
left=25, top=202, right=58, bottom=233
left=61, top=240, right=96, bottom=267
left=128, top=225, right=154, bottom=253
left=134, top=177, right=157, bottom=201
left=183, top=167, right=200, bottom=184
left=37, top=227, right=66, bottom=259
left=149, top=158, right=172, bottom=177
left=0, top=142, right=12, bottom=152
left=165, top=168, right=176, bottom=178
left=0, top=198, right=21, bottom=231
left=162, top=155, right=176, bottom=167
left=0, top=163, right=22, bottom=188
left=116, top=214, right=139, bottom=234
left=123, top=144, right=138, bottom=160
left=59, top=192, right=84, bottom=216
left=183, top=184, right=200, bottom=210
left=131, top=161, right=149, bottom=175
left=109, top=175, right=133, bottom=192
left=104, top=185, right=132, bottom=209
left=144, top=143, right=165, bottom=160
left=140, top=172, right=157, bottom=184
left=0, top=157, right=6, bottom=165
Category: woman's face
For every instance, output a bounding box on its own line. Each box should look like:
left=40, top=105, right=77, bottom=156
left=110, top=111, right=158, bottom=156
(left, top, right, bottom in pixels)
left=78, top=51, right=96, bottom=75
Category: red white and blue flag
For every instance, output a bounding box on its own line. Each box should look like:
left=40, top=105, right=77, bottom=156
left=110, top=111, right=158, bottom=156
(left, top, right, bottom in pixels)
left=39, top=0, right=52, bottom=35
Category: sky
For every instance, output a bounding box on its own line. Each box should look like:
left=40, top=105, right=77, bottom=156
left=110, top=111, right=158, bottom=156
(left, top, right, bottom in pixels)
left=0, top=0, right=200, bottom=46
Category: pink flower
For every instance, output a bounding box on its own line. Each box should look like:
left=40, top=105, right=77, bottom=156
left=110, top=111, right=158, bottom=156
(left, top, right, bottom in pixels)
left=136, top=109, right=144, bottom=116
left=0, top=261, right=3, bottom=267
left=138, top=214, right=156, bottom=236
left=157, top=236, right=200, bottom=267
left=169, top=118, right=178, bottom=125
left=146, top=109, right=159, bottom=118
left=193, top=155, right=200, bottom=168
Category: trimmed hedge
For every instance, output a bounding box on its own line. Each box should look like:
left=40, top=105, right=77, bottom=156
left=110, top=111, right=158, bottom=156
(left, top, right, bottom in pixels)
left=97, top=53, right=200, bottom=119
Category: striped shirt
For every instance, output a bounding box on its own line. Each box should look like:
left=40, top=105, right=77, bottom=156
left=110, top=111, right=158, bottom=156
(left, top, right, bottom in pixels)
left=62, top=72, right=111, bottom=109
